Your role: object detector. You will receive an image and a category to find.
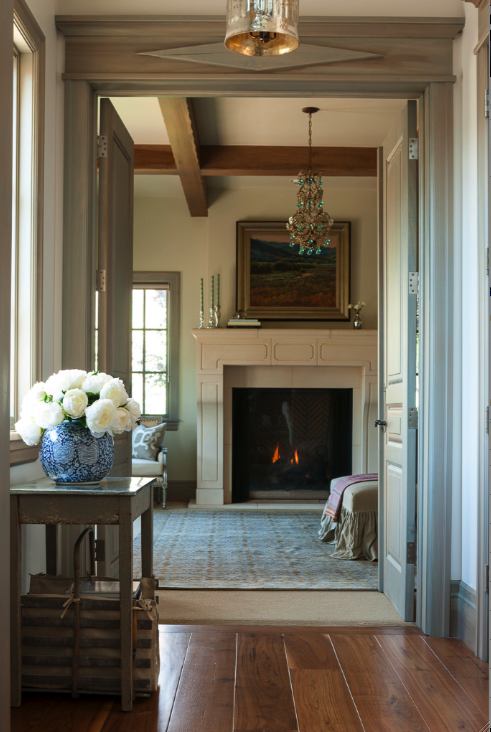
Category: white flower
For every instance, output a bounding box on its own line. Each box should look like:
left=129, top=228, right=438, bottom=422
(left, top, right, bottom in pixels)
left=85, top=398, right=116, bottom=437
left=32, top=400, right=64, bottom=429
left=81, top=372, right=112, bottom=395
left=69, top=370, right=87, bottom=389
left=100, top=378, right=129, bottom=408
left=110, top=407, right=133, bottom=435
left=125, top=398, right=141, bottom=424
left=45, top=369, right=87, bottom=401
left=63, top=388, right=89, bottom=419
left=15, top=418, right=43, bottom=446
left=24, top=381, right=47, bottom=403
left=20, top=382, right=47, bottom=419
left=45, top=371, right=73, bottom=401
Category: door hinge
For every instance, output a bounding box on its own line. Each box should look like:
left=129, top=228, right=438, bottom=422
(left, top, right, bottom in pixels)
left=94, top=539, right=105, bottom=562
left=409, top=138, right=419, bottom=160
left=485, top=89, right=489, bottom=118
left=486, top=406, right=489, bottom=434
left=409, top=271, right=419, bottom=295
left=96, top=269, right=106, bottom=292
left=485, top=564, right=489, bottom=593
left=407, top=542, right=417, bottom=564
left=97, top=135, right=107, bottom=158
left=408, top=407, right=418, bottom=430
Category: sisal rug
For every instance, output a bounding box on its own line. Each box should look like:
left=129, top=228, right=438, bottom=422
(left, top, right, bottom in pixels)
left=133, top=507, right=378, bottom=590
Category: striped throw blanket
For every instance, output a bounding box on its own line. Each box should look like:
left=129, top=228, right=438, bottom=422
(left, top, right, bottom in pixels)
left=324, top=474, right=378, bottom=523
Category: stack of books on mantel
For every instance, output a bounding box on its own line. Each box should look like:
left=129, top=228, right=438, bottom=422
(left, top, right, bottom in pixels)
left=227, top=318, right=261, bottom=328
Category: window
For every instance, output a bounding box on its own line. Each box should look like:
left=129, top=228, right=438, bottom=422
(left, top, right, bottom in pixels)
left=132, top=272, right=180, bottom=428
left=10, top=0, right=45, bottom=464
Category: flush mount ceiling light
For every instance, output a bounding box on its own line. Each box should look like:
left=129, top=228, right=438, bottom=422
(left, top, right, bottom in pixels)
left=286, top=107, right=334, bottom=256
left=225, top=0, right=299, bottom=57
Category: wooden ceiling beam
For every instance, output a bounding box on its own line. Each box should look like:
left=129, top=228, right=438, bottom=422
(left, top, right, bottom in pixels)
left=134, top=144, right=377, bottom=177
left=157, top=97, right=208, bottom=217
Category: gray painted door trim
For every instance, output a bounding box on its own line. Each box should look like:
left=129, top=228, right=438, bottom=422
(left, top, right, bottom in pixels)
left=61, top=79, right=455, bottom=638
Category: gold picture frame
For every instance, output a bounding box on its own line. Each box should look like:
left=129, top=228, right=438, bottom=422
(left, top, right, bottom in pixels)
left=236, top=221, right=350, bottom=321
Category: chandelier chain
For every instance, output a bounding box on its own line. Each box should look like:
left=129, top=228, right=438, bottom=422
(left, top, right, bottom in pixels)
left=308, top=112, right=313, bottom=172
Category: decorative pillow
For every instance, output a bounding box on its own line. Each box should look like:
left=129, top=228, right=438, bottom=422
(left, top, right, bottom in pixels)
left=132, top=423, right=166, bottom=460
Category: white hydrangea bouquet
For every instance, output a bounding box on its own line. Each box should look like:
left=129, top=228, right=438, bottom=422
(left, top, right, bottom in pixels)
left=15, top=369, right=141, bottom=447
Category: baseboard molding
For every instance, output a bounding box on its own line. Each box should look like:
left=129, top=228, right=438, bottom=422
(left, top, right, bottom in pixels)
left=450, top=580, right=477, bottom=652
left=167, top=480, right=197, bottom=503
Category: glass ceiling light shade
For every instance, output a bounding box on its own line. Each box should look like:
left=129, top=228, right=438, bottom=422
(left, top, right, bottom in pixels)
left=286, top=107, right=334, bottom=256
left=225, top=0, right=299, bottom=57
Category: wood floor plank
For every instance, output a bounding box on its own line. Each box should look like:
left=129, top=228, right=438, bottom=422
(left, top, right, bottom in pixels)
left=159, top=624, right=421, bottom=635
left=12, top=695, right=110, bottom=732
left=285, top=634, right=363, bottom=732
left=101, top=632, right=190, bottom=731
left=167, top=632, right=236, bottom=732
left=330, top=633, right=428, bottom=732
left=376, top=634, right=488, bottom=731
left=285, top=633, right=340, bottom=670
left=11, top=696, right=56, bottom=732
left=422, top=636, right=489, bottom=718
left=235, top=633, right=298, bottom=732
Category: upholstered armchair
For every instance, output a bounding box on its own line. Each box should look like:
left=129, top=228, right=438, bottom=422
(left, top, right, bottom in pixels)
left=131, top=419, right=168, bottom=505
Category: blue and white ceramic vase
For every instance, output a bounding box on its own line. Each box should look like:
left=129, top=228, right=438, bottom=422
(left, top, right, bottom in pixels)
left=39, top=420, right=114, bottom=484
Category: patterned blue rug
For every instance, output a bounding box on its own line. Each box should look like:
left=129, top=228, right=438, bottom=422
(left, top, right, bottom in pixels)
left=133, top=508, right=378, bottom=590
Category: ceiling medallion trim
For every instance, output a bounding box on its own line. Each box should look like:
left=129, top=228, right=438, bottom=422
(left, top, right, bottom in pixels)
left=138, top=42, right=383, bottom=72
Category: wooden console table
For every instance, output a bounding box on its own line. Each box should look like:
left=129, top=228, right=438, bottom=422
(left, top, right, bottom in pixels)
left=10, top=476, right=155, bottom=712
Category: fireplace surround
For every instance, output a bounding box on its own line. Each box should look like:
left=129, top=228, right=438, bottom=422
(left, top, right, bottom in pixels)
left=193, top=329, right=378, bottom=506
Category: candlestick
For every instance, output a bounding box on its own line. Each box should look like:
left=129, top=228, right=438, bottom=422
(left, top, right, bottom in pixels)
left=200, top=278, right=204, bottom=312
left=214, top=304, right=221, bottom=328
left=217, top=274, right=220, bottom=307
left=211, top=275, right=214, bottom=310
left=207, top=306, right=215, bottom=329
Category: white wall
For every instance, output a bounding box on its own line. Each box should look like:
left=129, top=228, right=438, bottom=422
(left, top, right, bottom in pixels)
left=10, top=0, right=64, bottom=591
left=134, top=180, right=378, bottom=486
left=452, top=5, right=479, bottom=591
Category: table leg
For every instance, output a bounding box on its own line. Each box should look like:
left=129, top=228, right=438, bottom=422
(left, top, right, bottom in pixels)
left=141, top=483, right=154, bottom=579
left=10, top=497, right=22, bottom=707
left=119, top=501, right=133, bottom=712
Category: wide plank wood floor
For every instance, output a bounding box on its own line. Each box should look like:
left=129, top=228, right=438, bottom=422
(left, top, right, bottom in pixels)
left=11, top=625, right=489, bottom=732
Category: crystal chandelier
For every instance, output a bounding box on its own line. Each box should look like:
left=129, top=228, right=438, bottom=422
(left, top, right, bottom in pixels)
left=224, top=0, right=299, bottom=57
left=287, top=107, right=334, bottom=256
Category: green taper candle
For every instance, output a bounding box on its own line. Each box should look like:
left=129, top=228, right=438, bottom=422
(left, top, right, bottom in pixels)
left=211, top=275, right=214, bottom=309
left=217, top=274, right=220, bottom=306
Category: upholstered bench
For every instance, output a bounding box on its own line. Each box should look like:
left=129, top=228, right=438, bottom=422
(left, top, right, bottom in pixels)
left=319, top=476, right=378, bottom=561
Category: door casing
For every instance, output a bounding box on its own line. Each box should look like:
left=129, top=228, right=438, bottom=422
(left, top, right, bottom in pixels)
left=60, top=44, right=455, bottom=640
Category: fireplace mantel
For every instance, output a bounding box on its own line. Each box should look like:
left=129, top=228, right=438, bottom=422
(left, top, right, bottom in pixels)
left=192, top=328, right=378, bottom=505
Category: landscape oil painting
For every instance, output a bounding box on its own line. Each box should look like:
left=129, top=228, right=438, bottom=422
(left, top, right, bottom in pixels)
left=236, top=221, right=350, bottom=321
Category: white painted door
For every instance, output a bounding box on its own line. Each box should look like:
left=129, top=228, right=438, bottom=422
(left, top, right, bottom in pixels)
left=379, top=101, right=418, bottom=621
left=97, top=98, right=134, bottom=577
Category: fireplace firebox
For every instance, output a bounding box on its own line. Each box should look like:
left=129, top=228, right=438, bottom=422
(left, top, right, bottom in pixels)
left=232, top=388, right=353, bottom=502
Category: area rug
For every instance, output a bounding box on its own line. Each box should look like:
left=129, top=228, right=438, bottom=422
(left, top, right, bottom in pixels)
left=133, top=508, right=378, bottom=590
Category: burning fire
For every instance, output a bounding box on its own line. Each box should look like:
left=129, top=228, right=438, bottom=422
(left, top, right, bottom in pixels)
left=272, top=446, right=299, bottom=465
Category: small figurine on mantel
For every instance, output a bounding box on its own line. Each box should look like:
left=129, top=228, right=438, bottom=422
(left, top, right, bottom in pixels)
left=348, top=301, right=366, bottom=329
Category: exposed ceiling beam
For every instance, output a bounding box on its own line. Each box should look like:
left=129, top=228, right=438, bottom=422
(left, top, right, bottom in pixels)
left=157, top=97, right=208, bottom=217
left=134, top=145, right=377, bottom=177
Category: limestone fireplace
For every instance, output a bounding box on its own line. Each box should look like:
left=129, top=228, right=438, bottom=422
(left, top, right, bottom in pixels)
left=192, top=329, right=378, bottom=506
